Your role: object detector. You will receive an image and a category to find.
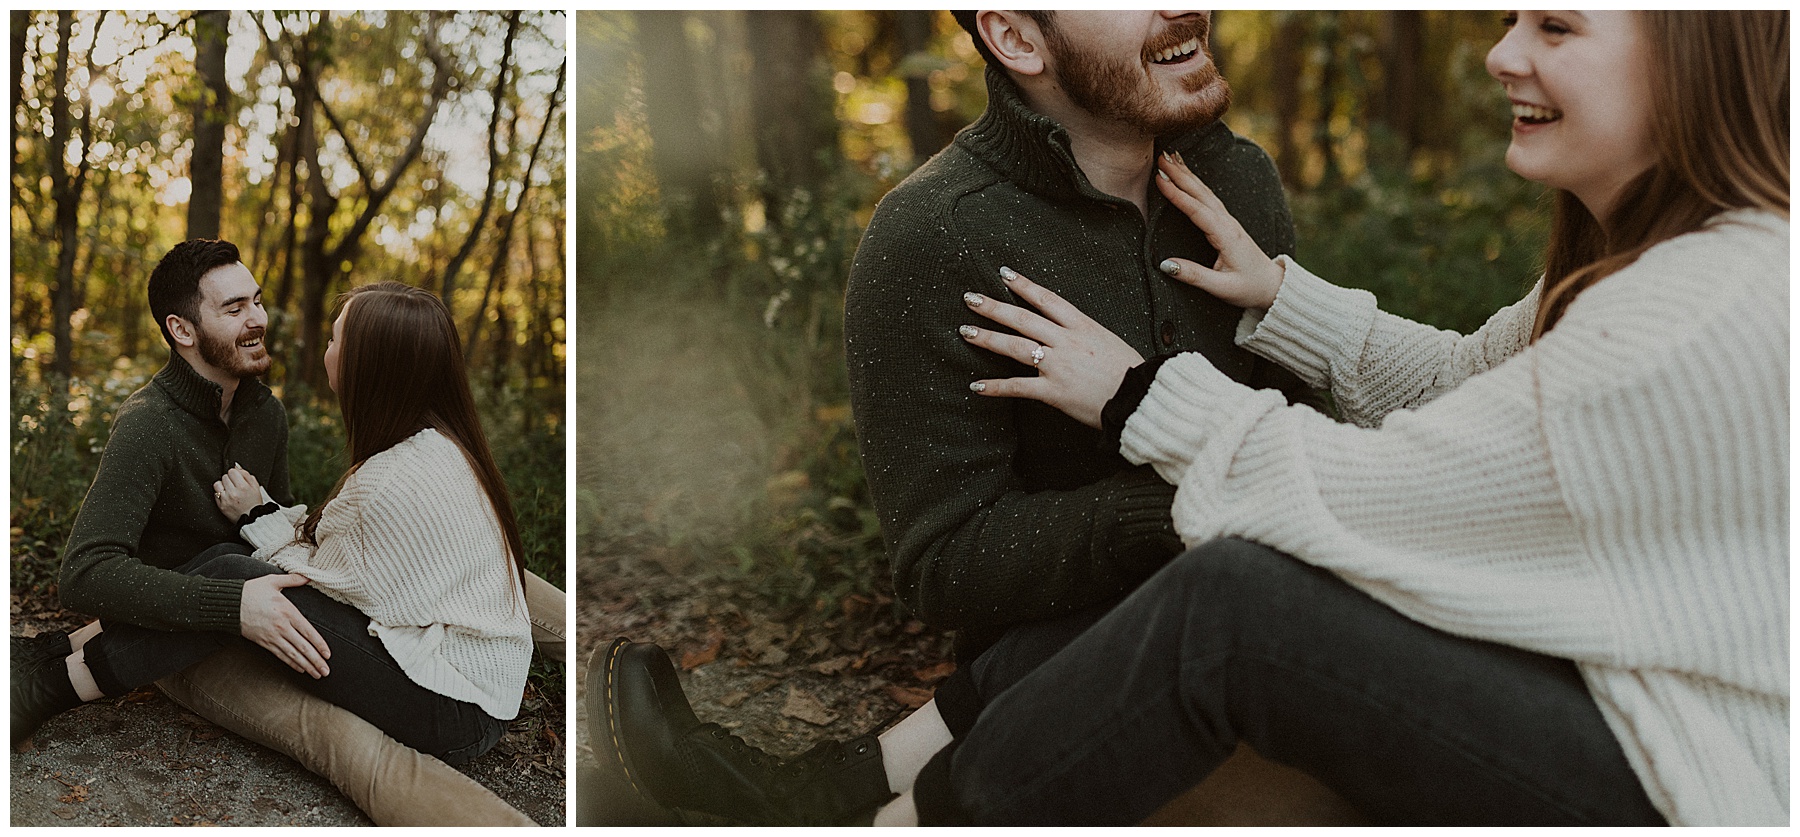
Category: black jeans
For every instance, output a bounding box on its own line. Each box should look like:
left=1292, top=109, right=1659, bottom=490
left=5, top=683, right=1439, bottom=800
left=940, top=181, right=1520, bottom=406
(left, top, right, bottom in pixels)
left=81, top=543, right=505, bottom=765
left=923, top=538, right=1664, bottom=825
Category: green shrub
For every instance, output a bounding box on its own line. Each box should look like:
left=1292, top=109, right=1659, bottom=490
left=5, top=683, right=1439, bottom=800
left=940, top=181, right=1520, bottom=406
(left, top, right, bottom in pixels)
left=11, top=365, right=564, bottom=596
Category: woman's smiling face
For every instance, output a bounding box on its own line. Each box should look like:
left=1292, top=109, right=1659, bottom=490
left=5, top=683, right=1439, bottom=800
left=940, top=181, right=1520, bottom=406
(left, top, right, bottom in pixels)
left=1486, top=11, right=1659, bottom=220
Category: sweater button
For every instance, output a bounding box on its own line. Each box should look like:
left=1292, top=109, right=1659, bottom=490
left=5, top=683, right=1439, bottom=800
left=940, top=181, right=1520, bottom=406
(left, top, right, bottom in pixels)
left=1160, top=320, right=1176, bottom=347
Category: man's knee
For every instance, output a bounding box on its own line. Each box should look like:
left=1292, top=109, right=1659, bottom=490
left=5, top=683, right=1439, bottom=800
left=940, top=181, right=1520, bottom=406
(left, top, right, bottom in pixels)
left=178, top=546, right=282, bottom=581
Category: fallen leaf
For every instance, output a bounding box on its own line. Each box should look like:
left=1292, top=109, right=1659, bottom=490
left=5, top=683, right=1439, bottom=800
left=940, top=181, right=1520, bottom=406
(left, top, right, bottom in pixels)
left=913, top=661, right=957, bottom=683
left=681, top=634, right=723, bottom=670
left=811, top=655, right=856, bottom=676
left=779, top=685, right=839, bottom=727
left=884, top=684, right=933, bottom=709
left=715, top=691, right=750, bottom=708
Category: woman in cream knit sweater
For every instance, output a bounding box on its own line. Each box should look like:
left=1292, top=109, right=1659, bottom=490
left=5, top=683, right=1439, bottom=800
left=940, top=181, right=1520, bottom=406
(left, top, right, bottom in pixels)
left=19, top=282, right=531, bottom=764
left=910, top=10, right=1787, bottom=827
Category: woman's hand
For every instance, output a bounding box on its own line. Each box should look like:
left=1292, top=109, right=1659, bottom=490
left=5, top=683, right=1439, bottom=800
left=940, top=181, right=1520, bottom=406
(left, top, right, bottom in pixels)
left=214, top=464, right=262, bottom=521
left=960, top=267, right=1144, bottom=429
left=1153, top=151, right=1286, bottom=311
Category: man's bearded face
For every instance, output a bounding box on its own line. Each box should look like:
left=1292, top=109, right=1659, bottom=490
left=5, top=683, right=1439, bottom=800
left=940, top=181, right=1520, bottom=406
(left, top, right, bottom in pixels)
left=190, top=263, right=272, bottom=379
left=1041, top=13, right=1232, bottom=136
left=194, top=315, right=271, bottom=378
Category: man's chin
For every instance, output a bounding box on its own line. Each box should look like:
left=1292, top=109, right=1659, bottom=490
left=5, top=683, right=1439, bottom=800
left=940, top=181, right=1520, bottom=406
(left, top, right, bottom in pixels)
left=235, top=353, right=273, bottom=378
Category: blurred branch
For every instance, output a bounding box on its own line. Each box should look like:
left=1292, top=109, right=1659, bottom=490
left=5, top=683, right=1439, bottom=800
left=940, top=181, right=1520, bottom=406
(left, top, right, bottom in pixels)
left=440, top=9, right=520, bottom=300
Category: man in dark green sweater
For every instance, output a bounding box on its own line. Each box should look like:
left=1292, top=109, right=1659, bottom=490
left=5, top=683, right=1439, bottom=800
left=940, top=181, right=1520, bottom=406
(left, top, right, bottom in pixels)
left=600, top=11, right=1326, bottom=826
left=15, top=239, right=541, bottom=824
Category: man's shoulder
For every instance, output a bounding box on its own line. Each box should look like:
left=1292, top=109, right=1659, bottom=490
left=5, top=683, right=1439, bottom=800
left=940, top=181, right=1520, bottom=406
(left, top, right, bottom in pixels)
left=867, top=143, right=1005, bottom=230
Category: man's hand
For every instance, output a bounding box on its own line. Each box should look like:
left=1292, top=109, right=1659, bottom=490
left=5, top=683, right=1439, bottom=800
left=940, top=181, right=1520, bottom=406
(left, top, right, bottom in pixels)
left=239, top=574, right=331, bottom=678
left=214, top=464, right=263, bottom=521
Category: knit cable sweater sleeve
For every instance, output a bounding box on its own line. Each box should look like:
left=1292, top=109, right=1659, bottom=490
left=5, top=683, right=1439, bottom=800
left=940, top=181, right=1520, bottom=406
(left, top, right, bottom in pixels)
left=57, top=400, right=244, bottom=632
left=1235, top=255, right=1542, bottom=427
left=1122, top=211, right=1788, bottom=824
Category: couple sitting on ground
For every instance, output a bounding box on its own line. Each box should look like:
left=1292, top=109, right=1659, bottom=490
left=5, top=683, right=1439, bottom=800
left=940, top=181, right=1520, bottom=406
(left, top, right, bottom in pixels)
left=12, top=240, right=565, bottom=826
left=595, top=10, right=1787, bottom=827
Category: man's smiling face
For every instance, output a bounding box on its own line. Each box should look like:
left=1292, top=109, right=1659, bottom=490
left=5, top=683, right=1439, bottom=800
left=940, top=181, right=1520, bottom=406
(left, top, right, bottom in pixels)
left=190, top=263, right=272, bottom=379
left=1037, top=11, right=1231, bottom=136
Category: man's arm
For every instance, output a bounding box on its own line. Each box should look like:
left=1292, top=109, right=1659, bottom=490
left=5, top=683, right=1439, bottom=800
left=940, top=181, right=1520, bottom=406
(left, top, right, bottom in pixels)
left=847, top=198, right=1184, bottom=633
left=58, top=407, right=245, bottom=632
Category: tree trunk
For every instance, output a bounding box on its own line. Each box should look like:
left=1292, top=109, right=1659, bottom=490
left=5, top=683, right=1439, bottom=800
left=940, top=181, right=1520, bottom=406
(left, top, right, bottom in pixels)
left=1270, top=12, right=1307, bottom=188
left=48, top=11, right=77, bottom=377
left=1311, top=13, right=1342, bottom=189
left=186, top=10, right=229, bottom=240
left=1378, top=10, right=1423, bottom=162
left=746, top=11, right=836, bottom=221
left=11, top=11, right=29, bottom=209
left=635, top=11, right=719, bottom=238
left=895, top=10, right=943, bottom=165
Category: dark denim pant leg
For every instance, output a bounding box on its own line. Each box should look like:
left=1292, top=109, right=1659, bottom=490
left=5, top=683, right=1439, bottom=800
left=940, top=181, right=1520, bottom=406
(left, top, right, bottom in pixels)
left=942, top=538, right=1665, bottom=826
left=82, top=543, right=503, bottom=765
left=82, top=544, right=262, bottom=693
left=934, top=599, right=1120, bottom=737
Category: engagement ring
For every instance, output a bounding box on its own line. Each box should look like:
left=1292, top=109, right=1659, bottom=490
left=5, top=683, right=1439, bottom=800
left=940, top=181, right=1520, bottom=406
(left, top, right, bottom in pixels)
left=1030, top=345, right=1046, bottom=366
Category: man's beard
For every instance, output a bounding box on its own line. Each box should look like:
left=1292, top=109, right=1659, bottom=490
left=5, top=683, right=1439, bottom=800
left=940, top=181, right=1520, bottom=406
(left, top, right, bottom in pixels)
left=1045, top=19, right=1232, bottom=137
left=196, top=320, right=272, bottom=378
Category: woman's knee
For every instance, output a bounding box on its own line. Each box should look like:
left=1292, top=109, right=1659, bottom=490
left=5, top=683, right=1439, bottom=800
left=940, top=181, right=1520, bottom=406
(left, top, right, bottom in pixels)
left=1161, top=538, right=1314, bottom=603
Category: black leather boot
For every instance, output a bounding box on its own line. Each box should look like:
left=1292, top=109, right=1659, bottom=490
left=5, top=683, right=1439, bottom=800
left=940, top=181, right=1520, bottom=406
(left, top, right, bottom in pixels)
left=11, top=633, right=81, bottom=748
left=593, top=638, right=896, bottom=825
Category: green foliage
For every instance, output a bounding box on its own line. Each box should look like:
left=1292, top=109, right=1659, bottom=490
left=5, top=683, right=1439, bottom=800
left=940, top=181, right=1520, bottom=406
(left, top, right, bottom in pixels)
left=710, top=174, right=890, bottom=613
left=1289, top=134, right=1549, bottom=334
left=10, top=369, right=564, bottom=596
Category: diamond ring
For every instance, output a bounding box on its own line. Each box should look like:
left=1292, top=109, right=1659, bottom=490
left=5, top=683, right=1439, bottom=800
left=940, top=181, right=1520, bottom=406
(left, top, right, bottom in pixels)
left=1030, top=345, right=1046, bottom=366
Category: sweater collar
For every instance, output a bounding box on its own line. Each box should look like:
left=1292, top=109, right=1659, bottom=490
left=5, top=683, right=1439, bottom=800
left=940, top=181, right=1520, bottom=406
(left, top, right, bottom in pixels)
left=152, top=352, right=269, bottom=425
left=954, top=64, right=1239, bottom=207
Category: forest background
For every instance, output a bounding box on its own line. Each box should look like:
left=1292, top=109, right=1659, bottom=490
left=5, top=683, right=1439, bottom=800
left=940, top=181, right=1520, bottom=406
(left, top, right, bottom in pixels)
left=11, top=10, right=567, bottom=823
left=12, top=10, right=567, bottom=594
left=579, top=9, right=1547, bottom=627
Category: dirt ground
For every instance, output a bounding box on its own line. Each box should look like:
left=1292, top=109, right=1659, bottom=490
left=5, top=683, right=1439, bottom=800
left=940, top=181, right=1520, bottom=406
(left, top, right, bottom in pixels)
left=9, top=592, right=566, bottom=827
left=573, top=546, right=953, bottom=826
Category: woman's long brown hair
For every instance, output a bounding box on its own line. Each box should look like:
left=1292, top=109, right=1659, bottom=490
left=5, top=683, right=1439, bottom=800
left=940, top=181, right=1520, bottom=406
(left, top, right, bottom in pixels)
left=301, top=282, right=527, bottom=588
left=1533, top=10, right=1788, bottom=339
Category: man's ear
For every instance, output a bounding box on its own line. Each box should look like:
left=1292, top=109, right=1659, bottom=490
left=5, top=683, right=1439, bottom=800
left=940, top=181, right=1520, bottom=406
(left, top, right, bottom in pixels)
left=166, top=314, right=198, bottom=349
left=977, top=11, right=1047, bottom=77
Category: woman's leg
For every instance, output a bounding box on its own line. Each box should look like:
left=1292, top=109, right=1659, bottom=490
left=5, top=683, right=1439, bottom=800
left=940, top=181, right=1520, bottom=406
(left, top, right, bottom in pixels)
left=81, top=544, right=501, bottom=763
left=275, top=582, right=505, bottom=765
left=915, top=538, right=1665, bottom=826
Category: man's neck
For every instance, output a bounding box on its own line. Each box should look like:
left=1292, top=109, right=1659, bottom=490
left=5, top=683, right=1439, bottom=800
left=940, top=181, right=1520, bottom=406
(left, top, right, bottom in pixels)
left=177, top=348, right=241, bottom=422
left=1020, top=87, right=1157, bottom=219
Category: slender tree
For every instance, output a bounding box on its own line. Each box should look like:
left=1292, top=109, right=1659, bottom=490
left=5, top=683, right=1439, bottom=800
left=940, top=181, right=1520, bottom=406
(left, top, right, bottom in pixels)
left=186, top=10, right=228, bottom=239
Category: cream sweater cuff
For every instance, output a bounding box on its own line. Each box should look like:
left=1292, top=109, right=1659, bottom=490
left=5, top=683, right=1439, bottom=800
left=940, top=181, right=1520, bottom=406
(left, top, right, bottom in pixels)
left=1235, top=255, right=1379, bottom=390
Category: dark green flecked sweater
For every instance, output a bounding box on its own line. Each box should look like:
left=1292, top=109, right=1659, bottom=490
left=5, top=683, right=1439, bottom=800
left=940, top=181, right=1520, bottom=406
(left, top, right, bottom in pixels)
left=58, top=353, right=293, bottom=632
left=845, top=66, right=1312, bottom=639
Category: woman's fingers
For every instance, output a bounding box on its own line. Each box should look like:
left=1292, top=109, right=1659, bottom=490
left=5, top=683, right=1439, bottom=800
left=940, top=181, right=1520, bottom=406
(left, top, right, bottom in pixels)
left=960, top=324, right=1045, bottom=368
left=968, top=374, right=1050, bottom=400
left=1154, top=153, right=1285, bottom=310
left=964, top=291, right=1058, bottom=344
left=997, top=266, right=1092, bottom=328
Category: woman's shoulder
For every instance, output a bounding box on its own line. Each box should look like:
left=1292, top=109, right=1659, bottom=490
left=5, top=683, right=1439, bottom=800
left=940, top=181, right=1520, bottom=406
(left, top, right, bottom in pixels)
left=345, top=429, right=474, bottom=495
left=1571, top=208, right=1786, bottom=315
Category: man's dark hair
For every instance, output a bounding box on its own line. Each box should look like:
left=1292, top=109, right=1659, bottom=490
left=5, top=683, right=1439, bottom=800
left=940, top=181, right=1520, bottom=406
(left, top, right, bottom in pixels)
left=148, top=239, right=241, bottom=348
left=953, top=10, right=1054, bottom=66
